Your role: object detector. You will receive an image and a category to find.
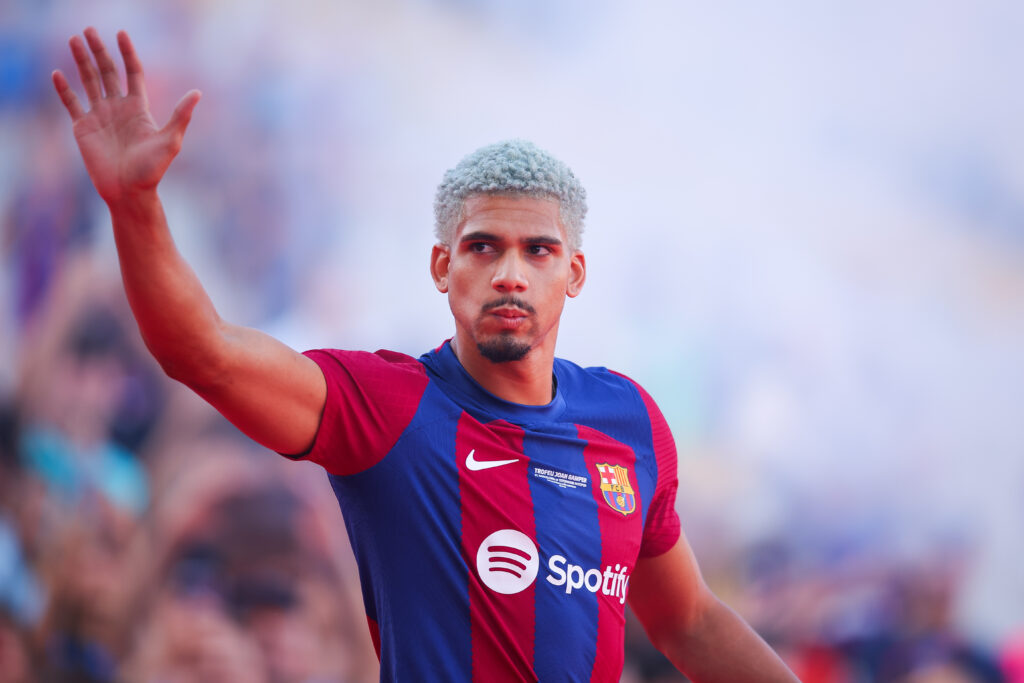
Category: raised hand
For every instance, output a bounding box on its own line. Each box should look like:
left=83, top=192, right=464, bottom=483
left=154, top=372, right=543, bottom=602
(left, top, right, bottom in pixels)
left=52, top=28, right=201, bottom=205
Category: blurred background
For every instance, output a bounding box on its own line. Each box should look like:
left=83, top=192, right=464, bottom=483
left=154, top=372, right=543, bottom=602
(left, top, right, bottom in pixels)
left=2, top=0, right=1023, bottom=681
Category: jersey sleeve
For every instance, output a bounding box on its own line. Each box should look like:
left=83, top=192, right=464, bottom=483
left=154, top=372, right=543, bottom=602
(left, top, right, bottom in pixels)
left=627, top=379, right=682, bottom=558
left=283, top=348, right=429, bottom=476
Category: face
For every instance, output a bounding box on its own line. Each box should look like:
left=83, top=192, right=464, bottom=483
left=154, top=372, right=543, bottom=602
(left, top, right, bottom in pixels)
left=430, top=194, right=586, bottom=364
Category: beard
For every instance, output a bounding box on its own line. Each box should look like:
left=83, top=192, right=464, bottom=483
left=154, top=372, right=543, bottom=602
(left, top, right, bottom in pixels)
left=477, top=334, right=532, bottom=363
left=474, top=295, right=536, bottom=363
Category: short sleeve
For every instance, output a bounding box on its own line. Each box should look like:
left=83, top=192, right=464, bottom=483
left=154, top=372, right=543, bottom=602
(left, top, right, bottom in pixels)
left=630, top=381, right=682, bottom=558
left=284, top=349, right=429, bottom=476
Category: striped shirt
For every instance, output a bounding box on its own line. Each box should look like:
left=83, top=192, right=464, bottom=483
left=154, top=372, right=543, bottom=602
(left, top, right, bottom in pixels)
left=290, top=340, right=680, bottom=682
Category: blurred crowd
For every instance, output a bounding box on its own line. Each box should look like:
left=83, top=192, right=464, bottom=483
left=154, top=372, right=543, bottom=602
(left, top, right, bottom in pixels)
left=0, top=263, right=379, bottom=682
left=3, top=1, right=1024, bottom=682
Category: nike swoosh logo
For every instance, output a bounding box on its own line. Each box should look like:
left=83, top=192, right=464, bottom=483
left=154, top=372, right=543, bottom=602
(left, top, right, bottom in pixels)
left=465, top=449, right=520, bottom=471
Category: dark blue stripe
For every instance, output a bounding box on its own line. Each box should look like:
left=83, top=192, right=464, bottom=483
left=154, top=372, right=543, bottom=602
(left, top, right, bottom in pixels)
left=526, top=424, right=600, bottom=681
left=561, top=367, right=658, bottom=533
left=329, top=383, right=471, bottom=681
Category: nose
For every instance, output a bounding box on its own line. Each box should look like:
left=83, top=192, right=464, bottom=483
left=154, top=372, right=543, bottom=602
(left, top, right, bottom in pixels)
left=491, top=250, right=528, bottom=293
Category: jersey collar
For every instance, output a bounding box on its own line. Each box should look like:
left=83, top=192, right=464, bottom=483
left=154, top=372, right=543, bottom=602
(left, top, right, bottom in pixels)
left=420, top=340, right=567, bottom=425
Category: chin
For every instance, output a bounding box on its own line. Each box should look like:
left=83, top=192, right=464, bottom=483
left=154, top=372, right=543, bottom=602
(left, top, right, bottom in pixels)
left=476, top=336, right=532, bottom=363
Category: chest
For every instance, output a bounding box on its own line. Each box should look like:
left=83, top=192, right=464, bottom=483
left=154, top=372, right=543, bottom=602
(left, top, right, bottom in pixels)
left=366, top=406, right=657, bottom=575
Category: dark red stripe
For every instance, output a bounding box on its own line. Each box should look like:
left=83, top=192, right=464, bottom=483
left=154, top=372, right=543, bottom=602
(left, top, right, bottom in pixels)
left=579, top=425, right=643, bottom=682
left=456, top=413, right=538, bottom=682
left=366, top=615, right=381, bottom=660
left=301, top=349, right=428, bottom=475
left=609, top=371, right=681, bottom=557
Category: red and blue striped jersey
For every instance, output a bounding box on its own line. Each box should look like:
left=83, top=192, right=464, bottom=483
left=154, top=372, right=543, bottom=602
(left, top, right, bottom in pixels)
left=291, top=341, right=681, bottom=682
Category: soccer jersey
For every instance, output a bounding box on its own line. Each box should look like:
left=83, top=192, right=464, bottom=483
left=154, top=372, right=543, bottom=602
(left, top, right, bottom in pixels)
left=289, top=340, right=681, bottom=682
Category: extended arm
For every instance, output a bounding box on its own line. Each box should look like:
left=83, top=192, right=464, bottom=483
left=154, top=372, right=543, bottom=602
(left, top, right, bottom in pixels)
left=53, top=28, right=324, bottom=454
left=628, top=537, right=800, bottom=683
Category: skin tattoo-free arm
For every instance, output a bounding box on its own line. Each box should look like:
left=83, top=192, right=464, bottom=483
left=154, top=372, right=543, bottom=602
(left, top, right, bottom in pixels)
left=53, top=28, right=325, bottom=455
left=628, top=538, right=801, bottom=682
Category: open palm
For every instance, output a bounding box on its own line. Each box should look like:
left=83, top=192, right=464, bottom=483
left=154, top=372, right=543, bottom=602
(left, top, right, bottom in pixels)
left=53, top=28, right=200, bottom=204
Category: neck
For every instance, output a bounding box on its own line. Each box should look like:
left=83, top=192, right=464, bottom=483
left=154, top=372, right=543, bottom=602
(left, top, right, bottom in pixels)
left=450, top=332, right=557, bottom=405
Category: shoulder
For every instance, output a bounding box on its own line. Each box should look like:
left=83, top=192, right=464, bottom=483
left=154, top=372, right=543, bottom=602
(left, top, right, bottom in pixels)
left=305, top=348, right=428, bottom=384
left=304, top=348, right=431, bottom=419
left=556, top=359, right=675, bottom=457
left=554, top=358, right=659, bottom=416
left=305, top=347, right=425, bottom=370
left=294, top=349, right=431, bottom=475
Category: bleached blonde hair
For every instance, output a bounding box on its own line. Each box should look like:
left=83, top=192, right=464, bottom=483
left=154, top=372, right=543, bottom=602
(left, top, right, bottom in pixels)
left=433, top=139, right=587, bottom=251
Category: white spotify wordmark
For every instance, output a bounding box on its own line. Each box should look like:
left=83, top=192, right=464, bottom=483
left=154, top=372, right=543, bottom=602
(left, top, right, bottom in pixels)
left=476, top=529, right=539, bottom=594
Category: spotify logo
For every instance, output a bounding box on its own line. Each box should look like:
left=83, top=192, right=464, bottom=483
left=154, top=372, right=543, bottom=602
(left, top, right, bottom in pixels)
left=475, top=529, right=539, bottom=595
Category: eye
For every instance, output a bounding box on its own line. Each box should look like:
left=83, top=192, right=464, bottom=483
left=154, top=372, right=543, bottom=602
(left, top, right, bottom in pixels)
left=527, top=244, right=553, bottom=256
left=468, top=242, right=495, bottom=254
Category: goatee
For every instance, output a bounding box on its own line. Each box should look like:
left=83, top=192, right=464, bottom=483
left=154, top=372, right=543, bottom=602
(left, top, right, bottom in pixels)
left=477, top=336, right=531, bottom=363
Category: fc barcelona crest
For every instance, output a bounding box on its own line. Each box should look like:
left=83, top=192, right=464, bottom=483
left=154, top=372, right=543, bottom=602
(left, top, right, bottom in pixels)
left=596, top=463, right=636, bottom=516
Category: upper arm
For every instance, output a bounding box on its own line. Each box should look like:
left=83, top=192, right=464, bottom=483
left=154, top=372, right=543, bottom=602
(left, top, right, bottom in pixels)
left=181, top=326, right=428, bottom=473
left=629, top=538, right=801, bottom=682
left=182, top=322, right=327, bottom=455
left=628, top=535, right=716, bottom=651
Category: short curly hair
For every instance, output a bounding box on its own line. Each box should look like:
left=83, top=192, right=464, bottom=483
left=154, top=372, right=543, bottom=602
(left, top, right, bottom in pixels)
left=433, top=139, right=587, bottom=251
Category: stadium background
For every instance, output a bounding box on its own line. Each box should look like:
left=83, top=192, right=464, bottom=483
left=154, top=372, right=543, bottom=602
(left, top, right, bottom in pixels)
left=1, top=1, right=1023, bottom=680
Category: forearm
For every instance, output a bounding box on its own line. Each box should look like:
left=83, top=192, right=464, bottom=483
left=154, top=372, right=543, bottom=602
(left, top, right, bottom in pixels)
left=55, top=29, right=327, bottom=455
left=108, top=190, right=226, bottom=384
left=660, top=596, right=798, bottom=683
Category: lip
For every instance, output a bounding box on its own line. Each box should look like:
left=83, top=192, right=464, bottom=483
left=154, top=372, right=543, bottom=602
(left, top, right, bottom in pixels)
left=490, top=307, right=529, bottom=319
left=488, top=308, right=529, bottom=330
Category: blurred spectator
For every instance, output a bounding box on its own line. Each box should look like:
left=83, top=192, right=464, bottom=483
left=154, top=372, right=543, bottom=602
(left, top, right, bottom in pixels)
left=0, top=403, right=43, bottom=629
left=120, top=440, right=372, bottom=682
left=19, top=305, right=149, bottom=522
left=36, top=518, right=130, bottom=682
left=0, top=403, right=43, bottom=683
left=2, top=109, right=98, bottom=332
left=0, top=608, right=33, bottom=683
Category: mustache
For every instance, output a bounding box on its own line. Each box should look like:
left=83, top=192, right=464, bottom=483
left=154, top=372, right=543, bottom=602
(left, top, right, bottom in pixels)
left=482, top=296, right=536, bottom=315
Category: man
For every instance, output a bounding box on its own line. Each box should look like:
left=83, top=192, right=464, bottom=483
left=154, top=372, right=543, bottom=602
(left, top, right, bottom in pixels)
left=53, top=28, right=799, bottom=682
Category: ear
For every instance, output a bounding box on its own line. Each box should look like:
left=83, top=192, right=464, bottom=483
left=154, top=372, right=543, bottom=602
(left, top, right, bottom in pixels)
left=430, top=243, right=451, bottom=293
left=566, top=250, right=586, bottom=298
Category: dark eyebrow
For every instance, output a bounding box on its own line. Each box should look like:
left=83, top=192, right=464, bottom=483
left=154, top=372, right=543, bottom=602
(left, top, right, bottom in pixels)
left=459, top=231, right=500, bottom=244
left=522, top=236, right=562, bottom=247
left=458, top=231, right=563, bottom=247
